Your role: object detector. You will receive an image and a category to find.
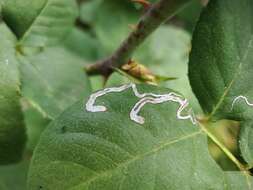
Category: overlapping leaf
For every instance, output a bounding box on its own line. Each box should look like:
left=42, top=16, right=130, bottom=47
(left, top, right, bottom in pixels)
left=28, top=85, right=253, bottom=189
left=2, top=0, right=77, bottom=48
left=0, top=24, right=26, bottom=164
left=189, top=0, right=253, bottom=120
left=188, top=0, right=253, bottom=166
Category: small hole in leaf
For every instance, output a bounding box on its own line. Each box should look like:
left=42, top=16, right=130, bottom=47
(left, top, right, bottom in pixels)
left=38, top=185, right=43, bottom=189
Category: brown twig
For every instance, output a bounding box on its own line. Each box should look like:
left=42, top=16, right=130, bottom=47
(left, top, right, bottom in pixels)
left=85, top=0, right=192, bottom=78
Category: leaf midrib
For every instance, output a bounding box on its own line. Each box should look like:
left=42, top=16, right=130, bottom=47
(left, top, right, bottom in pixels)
left=208, top=35, right=253, bottom=120
left=69, top=130, right=203, bottom=189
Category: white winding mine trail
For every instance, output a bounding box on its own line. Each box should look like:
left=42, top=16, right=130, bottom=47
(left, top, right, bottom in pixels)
left=231, top=95, right=253, bottom=110
left=85, top=83, right=196, bottom=125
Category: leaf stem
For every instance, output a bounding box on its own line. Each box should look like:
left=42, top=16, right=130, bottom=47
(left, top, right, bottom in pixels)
left=198, top=120, right=250, bottom=174
left=85, top=0, right=192, bottom=77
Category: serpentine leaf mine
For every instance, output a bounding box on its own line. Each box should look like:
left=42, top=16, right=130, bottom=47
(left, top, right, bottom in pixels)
left=231, top=95, right=253, bottom=110
left=85, top=83, right=196, bottom=125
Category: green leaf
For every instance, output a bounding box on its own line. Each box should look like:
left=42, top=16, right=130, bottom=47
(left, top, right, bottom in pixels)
left=0, top=160, right=29, bottom=190
left=239, top=121, right=253, bottom=168
left=80, top=0, right=102, bottom=24
left=28, top=85, right=253, bottom=189
left=0, top=24, right=26, bottom=164
left=189, top=0, right=253, bottom=121
left=2, top=0, right=77, bottom=48
left=188, top=0, right=253, bottom=166
left=106, top=72, right=134, bottom=88
left=176, top=0, right=203, bottom=32
left=2, top=0, right=47, bottom=38
left=24, top=104, right=51, bottom=151
left=0, top=1, right=3, bottom=15
left=19, top=46, right=91, bottom=119
left=88, top=0, right=139, bottom=55
left=64, top=28, right=100, bottom=61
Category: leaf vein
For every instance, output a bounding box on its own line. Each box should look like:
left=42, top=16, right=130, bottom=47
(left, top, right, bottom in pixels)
left=208, top=35, right=253, bottom=119
left=70, top=130, right=203, bottom=189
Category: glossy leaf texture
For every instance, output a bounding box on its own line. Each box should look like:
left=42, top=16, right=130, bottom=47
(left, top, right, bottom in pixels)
left=1, top=0, right=77, bottom=48
left=28, top=85, right=253, bottom=189
left=19, top=46, right=92, bottom=119
left=188, top=0, right=253, bottom=166
left=0, top=24, right=26, bottom=164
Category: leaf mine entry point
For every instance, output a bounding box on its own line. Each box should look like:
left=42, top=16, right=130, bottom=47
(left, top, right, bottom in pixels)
left=85, top=83, right=197, bottom=125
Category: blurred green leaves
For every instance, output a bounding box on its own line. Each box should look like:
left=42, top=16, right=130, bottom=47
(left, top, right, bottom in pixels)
left=64, top=28, right=99, bottom=61
left=19, top=46, right=91, bottom=119
left=0, top=160, right=29, bottom=190
left=80, top=0, right=140, bottom=57
left=0, top=24, right=26, bottom=164
left=0, top=0, right=91, bottom=166
left=2, top=0, right=77, bottom=48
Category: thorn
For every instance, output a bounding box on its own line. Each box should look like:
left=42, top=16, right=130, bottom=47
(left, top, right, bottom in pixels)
left=132, top=0, right=151, bottom=10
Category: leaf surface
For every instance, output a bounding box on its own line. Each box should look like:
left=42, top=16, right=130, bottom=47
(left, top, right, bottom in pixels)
left=28, top=85, right=253, bottom=189
left=0, top=24, right=26, bottom=164
left=189, top=0, right=253, bottom=121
